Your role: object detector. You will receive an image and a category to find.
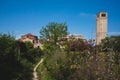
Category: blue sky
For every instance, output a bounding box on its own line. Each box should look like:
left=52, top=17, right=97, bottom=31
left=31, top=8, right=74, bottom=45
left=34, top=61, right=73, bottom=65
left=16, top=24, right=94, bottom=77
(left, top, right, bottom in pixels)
left=0, top=0, right=120, bottom=40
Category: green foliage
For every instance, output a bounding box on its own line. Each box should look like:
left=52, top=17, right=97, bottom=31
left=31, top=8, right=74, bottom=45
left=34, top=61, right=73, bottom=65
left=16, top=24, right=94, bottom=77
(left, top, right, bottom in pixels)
left=0, top=33, right=42, bottom=80
left=42, top=43, right=60, bottom=53
left=43, top=72, right=56, bottom=80
left=37, top=35, right=120, bottom=80
left=25, top=41, right=34, bottom=49
left=40, top=22, right=69, bottom=45
left=36, top=36, right=120, bottom=80
left=101, top=36, right=120, bottom=52
left=0, top=34, right=23, bottom=80
left=26, top=48, right=43, bottom=63
left=100, top=36, right=120, bottom=79
left=37, top=52, right=69, bottom=80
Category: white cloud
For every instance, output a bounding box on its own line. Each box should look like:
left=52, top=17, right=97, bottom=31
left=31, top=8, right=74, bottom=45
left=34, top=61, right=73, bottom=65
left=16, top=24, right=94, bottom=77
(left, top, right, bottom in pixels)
left=108, top=32, right=120, bottom=35
left=79, top=13, right=95, bottom=17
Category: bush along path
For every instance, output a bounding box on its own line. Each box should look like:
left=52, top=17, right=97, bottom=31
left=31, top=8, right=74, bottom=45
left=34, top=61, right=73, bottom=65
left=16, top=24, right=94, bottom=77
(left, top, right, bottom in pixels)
left=33, top=58, right=43, bottom=80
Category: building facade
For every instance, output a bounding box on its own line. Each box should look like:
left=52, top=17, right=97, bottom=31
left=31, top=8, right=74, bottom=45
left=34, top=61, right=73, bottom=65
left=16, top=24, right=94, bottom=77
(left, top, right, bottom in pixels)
left=20, top=33, right=41, bottom=48
left=96, top=12, right=108, bottom=44
left=65, top=34, right=84, bottom=40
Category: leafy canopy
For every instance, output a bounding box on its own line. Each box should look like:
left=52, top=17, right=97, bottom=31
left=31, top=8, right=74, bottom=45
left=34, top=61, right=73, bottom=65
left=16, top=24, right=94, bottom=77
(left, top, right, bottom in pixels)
left=40, top=22, right=69, bottom=45
left=101, top=36, right=120, bottom=52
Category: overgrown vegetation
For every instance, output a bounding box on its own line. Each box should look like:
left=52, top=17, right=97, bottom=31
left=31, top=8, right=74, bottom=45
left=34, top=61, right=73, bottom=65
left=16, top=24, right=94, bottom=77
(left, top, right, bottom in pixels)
left=37, top=22, right=120, bottom=80
left=0, top=22, right=120, bottom=80
left=0, top=34, right=43, bottom=80
left=37, top=36, right=120, bottom=80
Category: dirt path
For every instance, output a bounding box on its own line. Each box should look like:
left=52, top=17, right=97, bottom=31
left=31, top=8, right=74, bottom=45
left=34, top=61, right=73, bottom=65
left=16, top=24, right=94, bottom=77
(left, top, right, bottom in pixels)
left=33, top=58, right=43, bottom=80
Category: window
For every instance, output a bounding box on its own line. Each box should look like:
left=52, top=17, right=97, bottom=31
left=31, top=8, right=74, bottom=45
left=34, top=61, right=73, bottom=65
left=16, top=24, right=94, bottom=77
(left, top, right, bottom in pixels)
left=101, top=14, right=106, bottom=17
left=33, top=40, right=34, bottom=43
left=38, top=46, right=40, bottom=48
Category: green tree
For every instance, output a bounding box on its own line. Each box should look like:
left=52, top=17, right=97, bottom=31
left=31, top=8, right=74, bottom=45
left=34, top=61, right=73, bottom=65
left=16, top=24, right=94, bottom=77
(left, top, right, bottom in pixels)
left=40, top=22, right=69, bottom=46
left=25, top=41, right=34, bottom=49
left=101, top=36, right=120, bottom=52
left=101, top=36, right=120, bottom=79
left=0, top=34, right=22, bottom=80
left=0, top=33, right=43, bottom=80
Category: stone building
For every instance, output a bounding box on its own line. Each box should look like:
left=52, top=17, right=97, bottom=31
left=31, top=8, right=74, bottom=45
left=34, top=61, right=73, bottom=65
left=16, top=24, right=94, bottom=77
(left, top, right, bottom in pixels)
left=20, top=33, right=41, bottom=48
left=65, top=34, right=84, bottom=40
left=96, top=12, right=108, bottom=44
